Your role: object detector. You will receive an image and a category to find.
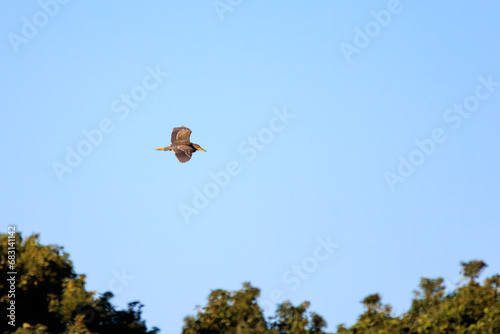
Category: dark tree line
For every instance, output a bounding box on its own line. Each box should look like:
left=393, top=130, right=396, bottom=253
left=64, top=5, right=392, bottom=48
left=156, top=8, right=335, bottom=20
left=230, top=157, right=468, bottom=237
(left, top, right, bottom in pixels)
left=334, top=260, right=500, bottom=333
left=0, top=233, right=159, bottom=334
left=182, top=283, right=327, bottom=334
left=2, top=233, right=499, bottom=333
left=182, top=263, right=500, bottom=333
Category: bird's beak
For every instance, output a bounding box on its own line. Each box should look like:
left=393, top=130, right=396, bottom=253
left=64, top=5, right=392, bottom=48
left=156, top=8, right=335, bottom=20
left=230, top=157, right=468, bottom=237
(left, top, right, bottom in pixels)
left=198, top=148, right=206, bottom=152
left=156, top=148, right=164, bottom=151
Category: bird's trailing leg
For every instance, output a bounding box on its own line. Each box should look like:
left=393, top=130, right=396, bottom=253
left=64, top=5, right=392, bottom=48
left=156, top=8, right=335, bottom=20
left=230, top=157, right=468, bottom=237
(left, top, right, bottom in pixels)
left=156, top=146, right=172, bottom=151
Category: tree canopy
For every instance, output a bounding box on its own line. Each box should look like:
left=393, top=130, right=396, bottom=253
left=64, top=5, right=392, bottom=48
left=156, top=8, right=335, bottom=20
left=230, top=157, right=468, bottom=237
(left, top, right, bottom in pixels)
left=182, top=282, right=328, bottom=334
left=0, top=233, right=159, bottom=334
left=2, top=232, right=499, bottom=334
left=336, top=260, right=500, bottom=334
left=183, top=260, right=500, bottom=334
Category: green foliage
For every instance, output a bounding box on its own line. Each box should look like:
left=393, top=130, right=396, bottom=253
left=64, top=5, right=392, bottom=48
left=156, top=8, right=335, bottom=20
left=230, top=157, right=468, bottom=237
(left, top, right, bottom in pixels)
left=183, top=282, right=269, bottom=334
left=182, top=283, right=329, bottom=334
left=270, top=300, right=328, bottom=334
left=0, top=233, right=158, bottom=334
left=2, top=232, right=498, bottom=334
left=461, top=260, right=488, bottom=283
left=337, top=260, right=500, bottom=334
left=184, top=260, right=499, bottom=334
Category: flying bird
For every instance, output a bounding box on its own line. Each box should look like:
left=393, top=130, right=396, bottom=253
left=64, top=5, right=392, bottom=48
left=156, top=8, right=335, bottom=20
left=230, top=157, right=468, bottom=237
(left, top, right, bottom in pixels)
left=156, top=126, right=206, bottom=163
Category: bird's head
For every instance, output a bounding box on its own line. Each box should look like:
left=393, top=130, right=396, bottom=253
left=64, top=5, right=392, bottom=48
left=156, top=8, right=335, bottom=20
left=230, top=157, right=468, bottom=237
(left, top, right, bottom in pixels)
left=192, top=144, right=206, bottom=152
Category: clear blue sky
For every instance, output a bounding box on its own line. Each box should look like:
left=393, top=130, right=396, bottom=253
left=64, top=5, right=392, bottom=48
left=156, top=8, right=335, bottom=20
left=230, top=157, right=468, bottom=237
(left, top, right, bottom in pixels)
left=2, top=1, right=500, bottom=332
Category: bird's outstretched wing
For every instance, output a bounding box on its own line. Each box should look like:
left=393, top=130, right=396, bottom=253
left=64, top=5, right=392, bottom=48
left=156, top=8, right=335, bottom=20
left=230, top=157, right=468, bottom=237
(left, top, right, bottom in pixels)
left=173, top=145, right=194, bottom=163
left=171, top=126, right=192, bottom=143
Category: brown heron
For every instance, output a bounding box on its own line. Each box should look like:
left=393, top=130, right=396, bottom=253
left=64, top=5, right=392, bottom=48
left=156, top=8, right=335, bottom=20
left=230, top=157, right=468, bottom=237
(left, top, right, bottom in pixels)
left=156, top=126, right=206, bottom=163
